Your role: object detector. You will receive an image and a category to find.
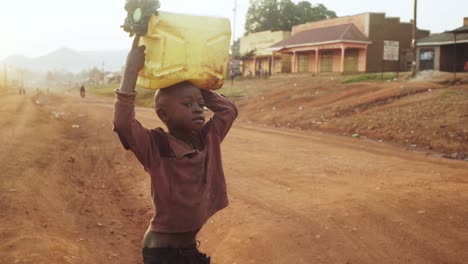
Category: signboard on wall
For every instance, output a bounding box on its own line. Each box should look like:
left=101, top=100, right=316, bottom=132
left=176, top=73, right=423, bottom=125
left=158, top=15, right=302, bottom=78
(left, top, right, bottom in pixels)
left=383, top=40, right=399, bottom=61
left=420, top=51, right=434, bottom=61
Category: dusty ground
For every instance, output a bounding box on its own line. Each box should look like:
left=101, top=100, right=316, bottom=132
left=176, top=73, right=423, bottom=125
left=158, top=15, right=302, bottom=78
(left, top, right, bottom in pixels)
left=1, top=74, right=468, bottom=264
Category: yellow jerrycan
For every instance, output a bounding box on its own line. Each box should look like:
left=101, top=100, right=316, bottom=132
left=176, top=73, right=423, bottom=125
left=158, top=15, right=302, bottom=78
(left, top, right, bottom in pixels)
left=136, top=11, right=231, bottom=90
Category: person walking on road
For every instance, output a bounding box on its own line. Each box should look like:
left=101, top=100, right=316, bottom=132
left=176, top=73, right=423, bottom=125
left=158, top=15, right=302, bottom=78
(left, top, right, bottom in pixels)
left=80, top=84, right=86, bottom=98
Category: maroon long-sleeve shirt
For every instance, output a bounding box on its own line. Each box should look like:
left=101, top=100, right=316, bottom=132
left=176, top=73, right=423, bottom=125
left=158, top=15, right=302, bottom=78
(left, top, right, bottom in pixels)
left=113, top=90, right=237, bottom=233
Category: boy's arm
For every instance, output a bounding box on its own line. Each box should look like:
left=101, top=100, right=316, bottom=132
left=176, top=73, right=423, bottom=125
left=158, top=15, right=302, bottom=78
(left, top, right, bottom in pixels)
left=201, top=90, right=238, bottom=141
left=113, top=44, right=158, bottom=169
left=119, top=40, right=146, bottom=94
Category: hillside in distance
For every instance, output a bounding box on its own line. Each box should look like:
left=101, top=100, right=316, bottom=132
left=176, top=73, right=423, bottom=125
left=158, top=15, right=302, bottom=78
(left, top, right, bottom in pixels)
left=2, top=48, right=127, bottom=73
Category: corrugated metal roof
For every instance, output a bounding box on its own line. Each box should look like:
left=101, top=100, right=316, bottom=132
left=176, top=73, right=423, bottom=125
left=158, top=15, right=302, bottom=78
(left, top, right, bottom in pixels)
left=450, top=26, right=468, bottom=34
left=270, top=23, right=371, bottom=50
left=417, top=32, right=468, bottom=46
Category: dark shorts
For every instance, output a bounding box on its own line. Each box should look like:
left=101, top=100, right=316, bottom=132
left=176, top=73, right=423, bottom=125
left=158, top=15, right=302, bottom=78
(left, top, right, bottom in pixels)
left=142, top=243, right=210, bottom=264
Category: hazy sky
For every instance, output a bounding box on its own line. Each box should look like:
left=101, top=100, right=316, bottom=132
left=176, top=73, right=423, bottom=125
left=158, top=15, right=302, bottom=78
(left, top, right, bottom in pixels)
left=0, top=0, right=466, bottom=59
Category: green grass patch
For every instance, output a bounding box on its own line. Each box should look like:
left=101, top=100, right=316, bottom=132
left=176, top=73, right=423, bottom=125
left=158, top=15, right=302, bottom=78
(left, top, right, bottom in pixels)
left=88, top=84, right=119, bottom=96
left=132, top=85, right=248, bottom=108
left=88, top=82, right=247, bottom=108
left=135, top=88, right=155, bottom=108
left=343, top=73, right=398, bottom=84
left=87, top=84, right=155, bottom=108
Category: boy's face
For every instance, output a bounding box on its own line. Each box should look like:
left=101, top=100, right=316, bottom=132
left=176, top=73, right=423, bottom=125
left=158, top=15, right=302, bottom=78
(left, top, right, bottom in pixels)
left=156, top=84, right=205, bottom=133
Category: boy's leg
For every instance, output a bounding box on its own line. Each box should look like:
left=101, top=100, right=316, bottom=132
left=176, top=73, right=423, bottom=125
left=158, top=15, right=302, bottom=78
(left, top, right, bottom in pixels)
left=142, top=248, right=172, bottom=264
left=142, top=246, right=210, bottom=264
left=192, top=251, right=210, bottom=264
left=180, top=245, right=210, bottom=264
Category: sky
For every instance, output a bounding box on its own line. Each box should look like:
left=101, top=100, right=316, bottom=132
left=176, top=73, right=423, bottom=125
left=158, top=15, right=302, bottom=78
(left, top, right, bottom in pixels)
left=0, top=0, right=466, bottom=60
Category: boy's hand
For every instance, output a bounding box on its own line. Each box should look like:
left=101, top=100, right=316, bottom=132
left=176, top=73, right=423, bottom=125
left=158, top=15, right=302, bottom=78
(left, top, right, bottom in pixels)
left=119, top=37, right=146, bottom=93
left=125, top=37, right=146, bottom=76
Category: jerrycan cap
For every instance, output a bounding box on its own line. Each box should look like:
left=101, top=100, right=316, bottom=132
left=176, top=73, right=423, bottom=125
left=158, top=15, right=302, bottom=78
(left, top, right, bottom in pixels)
left=121, top=0, right=160, bottom=37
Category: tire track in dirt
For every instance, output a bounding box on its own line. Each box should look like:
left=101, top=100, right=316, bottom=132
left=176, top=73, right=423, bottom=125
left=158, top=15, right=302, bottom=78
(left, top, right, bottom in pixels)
left=0, top=93, right=147, bottom=263
left=334, top=87, right=434, bottom=118
left=0, top=93, right=86, bottom=263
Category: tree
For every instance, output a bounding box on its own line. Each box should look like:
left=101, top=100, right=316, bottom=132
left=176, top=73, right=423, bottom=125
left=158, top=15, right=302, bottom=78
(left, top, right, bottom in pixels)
left=244, top=0, right=337, bottom=35
left=245, top=0, right=280, bottom=34
left=278, top=0, right=298, bottom=31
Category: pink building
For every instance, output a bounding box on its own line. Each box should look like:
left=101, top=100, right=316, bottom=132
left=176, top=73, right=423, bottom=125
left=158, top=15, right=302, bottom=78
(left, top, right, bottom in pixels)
left=270, top=13, right=430, bottom=74
left=270, top=23, right=371, bottom=73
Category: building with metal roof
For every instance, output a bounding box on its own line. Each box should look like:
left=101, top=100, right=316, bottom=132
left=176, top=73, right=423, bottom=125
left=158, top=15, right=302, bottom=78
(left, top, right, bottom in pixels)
left=416, top=18, right=468, bottom=73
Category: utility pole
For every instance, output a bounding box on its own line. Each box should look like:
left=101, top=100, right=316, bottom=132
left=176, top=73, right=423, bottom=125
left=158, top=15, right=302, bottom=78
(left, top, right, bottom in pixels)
left=229, top=0, right=238, bottom=86
left=2, top=64, right=7, bottom=88
left=411, top=0, right=418, bottom=77
left=232, top=0, right=237, bottom=44
left=102, top=61, right=105, bottom=82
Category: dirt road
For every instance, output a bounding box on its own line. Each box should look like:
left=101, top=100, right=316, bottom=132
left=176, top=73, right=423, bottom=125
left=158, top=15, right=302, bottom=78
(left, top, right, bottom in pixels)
left=1, top=91, right=467, bottom=264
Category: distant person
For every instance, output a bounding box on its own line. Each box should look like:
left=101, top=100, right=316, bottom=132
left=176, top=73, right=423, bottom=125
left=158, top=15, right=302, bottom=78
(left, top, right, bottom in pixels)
left=18, top=85, right=26, bottom=95
left=80, top=84, right=86, bottom=98
left=230, top=68, right=235, bottom=85
left=258, top=67, right=264, bottom=78
left=113, top=39, right=237, bottom=264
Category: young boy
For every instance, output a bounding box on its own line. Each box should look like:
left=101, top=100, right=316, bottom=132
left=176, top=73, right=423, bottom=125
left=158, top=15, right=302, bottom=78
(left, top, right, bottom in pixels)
left=113, top=43, right=237, bottom=263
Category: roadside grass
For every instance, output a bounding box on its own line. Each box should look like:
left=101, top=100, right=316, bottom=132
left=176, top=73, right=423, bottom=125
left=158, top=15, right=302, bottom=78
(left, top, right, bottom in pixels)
left=343, top=73, right=399, bottom=84
left=135, top=89, right=155, bottom=108
left=88, top=84, right=155, bottom=108
left=87, top=83, right=247, bottom=108
left=88, top=84, right=118, bottom=96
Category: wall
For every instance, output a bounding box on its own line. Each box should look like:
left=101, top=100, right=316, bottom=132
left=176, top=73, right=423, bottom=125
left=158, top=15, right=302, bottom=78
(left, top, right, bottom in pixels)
left=366, top=13, right=430, bottom=72
left=358, top=49, right=367, bottom=71
left=440, top=43, right=468, bottom=72
left=308, top=52, right=317, bottom=72
left=240, top=30, right=292, bottom=75
left=434, top=46, right=441, bottom=71
left=280, top=54, right=292, bottom=73
left=271, top=54, right=292, bottom=73
left=332, top=50, right=341, bottom=72
left=240, top=31, right=291, bottom=56
left=242, top=59, right=254, bottom=76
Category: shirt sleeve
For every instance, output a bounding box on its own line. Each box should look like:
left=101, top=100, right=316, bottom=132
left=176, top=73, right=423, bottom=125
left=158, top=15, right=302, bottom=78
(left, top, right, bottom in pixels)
left=112, top=90, right=159, bottom=170
left=202, top=90, right=238, bottom=141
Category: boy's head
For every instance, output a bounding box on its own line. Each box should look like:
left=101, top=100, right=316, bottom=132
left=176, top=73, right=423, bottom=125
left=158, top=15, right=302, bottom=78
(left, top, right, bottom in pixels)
left=154, top=81, right=205, bottom=134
